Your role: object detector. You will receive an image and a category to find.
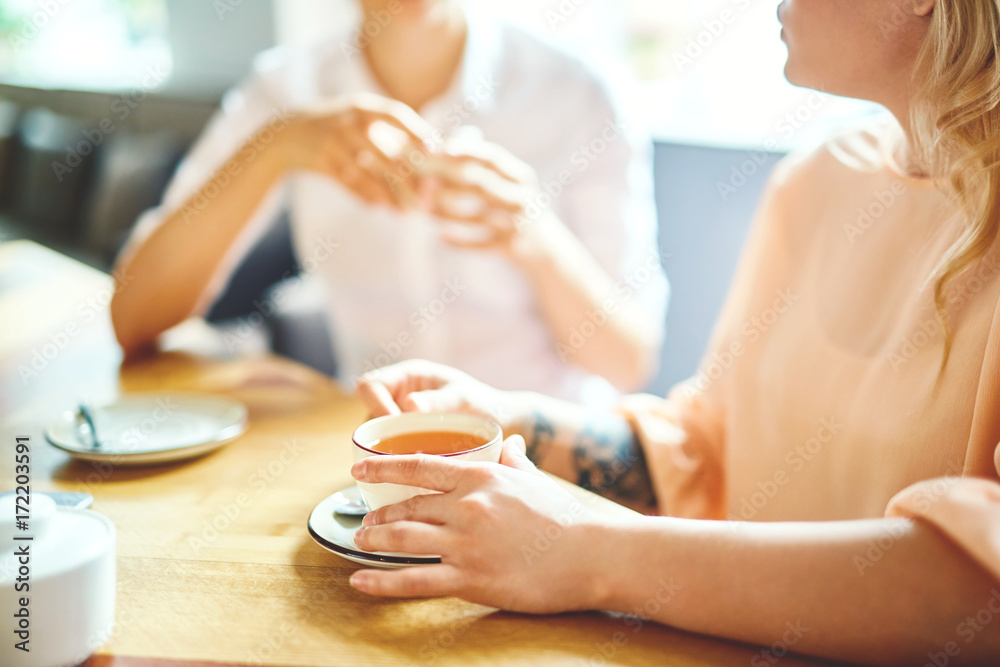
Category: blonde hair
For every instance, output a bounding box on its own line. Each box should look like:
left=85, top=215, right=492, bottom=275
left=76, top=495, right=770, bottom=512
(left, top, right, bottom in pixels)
left=910, top=0, right=1000, bottom=371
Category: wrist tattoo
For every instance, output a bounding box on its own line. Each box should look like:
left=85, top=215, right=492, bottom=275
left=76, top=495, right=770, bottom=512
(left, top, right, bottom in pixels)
left=571, top=415, right=657, bottom=511
left=524, top=411, right=557, bottom=465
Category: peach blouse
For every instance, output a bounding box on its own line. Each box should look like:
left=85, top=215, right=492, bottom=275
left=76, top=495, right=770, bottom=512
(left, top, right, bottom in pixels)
left=622, top=120, right=1000, bottom=581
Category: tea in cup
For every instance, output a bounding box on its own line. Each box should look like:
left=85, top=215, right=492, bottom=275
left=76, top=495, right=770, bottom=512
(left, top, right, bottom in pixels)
left=352, top=413, right=503, bottom=511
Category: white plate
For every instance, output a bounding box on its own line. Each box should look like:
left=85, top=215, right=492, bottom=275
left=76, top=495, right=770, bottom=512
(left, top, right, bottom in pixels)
left=308, top=485, right=441, bottom=569
left=45, top=393, right=247, bottom=466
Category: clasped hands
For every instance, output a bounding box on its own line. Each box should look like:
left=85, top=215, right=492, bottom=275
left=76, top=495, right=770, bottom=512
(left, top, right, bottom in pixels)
left=280, top=92, right=545, bottom=254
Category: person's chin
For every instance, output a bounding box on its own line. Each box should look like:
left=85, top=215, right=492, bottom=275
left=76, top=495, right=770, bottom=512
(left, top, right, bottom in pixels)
left=781, top=57, right=810, bottom=89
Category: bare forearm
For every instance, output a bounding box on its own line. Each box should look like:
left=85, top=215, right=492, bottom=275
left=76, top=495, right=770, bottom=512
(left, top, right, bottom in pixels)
left=506, top=392, right=657, bottom=513
left=510, top=215, right=659, bottom=391
left=111, top=125, right=289, bottom=355
left=593, top=516, right=1000, bottom=665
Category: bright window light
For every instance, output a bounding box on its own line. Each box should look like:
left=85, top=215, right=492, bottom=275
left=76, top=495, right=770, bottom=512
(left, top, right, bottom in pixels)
left=0, top=0, right=172, bottom=92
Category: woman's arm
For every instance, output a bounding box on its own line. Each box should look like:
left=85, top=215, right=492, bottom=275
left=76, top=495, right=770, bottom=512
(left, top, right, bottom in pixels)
left=354, top=360, right=657, bottom=512
left=350, top=440, right=1000, bottom=666
left=111, top=94, right=433, bottom=357
left=423, top=137, right=664, bottom=392
left=602, top=515, right=1000, bottom=665
left=111, top=118, right=290, bottom=356
left=506, top=211, right=663, bottom=392
left=504, top=386, right=657, bottom=514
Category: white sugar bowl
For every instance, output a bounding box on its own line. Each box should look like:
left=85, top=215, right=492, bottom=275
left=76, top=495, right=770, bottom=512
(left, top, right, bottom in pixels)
left=0, top=493, right=116, bottom=667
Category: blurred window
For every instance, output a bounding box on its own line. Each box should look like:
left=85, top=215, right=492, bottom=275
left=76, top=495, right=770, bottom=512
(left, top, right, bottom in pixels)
left=483, top=0, right=879, bottom=150
left=0, top=0, right=171, bottom=91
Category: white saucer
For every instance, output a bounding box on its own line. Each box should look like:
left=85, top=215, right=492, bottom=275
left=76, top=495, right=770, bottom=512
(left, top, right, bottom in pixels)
left=308, top=485, right=441, bottom=569
left=45, top=393, right=247, bottom=466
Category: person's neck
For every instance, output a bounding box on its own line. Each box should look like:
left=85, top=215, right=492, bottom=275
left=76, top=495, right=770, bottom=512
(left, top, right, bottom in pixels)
left=886, top=98, right=932, bottom=179
left=362, top=4, right=467, bottom=112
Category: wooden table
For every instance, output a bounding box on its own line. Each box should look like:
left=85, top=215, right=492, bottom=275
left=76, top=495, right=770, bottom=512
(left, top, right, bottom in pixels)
left=0, top=241, right=832, bottom=666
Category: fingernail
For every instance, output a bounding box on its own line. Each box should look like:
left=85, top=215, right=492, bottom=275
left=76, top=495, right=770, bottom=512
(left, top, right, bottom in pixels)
left=350, top=571, right=369, bottom=590
left=351, top=460, right=367, bottom=480
left=355, top=527, right=367, bottom=544
left=362, top=512, right=378, bottom=527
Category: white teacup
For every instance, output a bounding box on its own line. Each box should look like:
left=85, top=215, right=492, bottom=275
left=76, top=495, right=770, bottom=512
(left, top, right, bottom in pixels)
left=352, top=413, right=503, bottom=511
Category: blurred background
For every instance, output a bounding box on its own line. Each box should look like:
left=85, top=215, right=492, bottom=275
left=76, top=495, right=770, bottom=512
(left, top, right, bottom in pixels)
left=0, top=0, right=878, bottom=394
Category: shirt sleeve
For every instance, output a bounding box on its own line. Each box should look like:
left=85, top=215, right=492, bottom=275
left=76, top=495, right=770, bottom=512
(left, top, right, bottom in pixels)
left=555, top=79, right=669, bottom=350
left=617, top=156, right=802, bottom=519
left=885, top=295, right=1000, bottom=581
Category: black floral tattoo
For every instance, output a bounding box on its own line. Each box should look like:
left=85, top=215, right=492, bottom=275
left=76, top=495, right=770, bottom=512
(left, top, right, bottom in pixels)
left=571, top=415, right=657, bottom=511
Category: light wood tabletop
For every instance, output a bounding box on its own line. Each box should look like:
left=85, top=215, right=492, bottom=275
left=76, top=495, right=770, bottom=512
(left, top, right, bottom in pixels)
left=0, top=241, right=834, bottom=667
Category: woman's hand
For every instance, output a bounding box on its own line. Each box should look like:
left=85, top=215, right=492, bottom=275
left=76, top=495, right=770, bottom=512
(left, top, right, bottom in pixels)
left=420, top=135, right=554, bottom=257
left=349, top=436, right=616, bottom=613
left=280, top=92, right=434, bottom=209
left=354, top=359, right=518, bottom=425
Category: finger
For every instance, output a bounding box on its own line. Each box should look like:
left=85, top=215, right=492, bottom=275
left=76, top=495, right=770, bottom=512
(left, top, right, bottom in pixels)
left=350, top=94, right=436, bottom=148
left=437, top=230, right=507, bottom=252
left=437, top=138, right=536, bottom=184
left=352, top=454, right=465, bottom=492
left=354, top=520, right=447, bottom=555
left=427, top=180, right=523, bottom=217
left=500, top=435, right=537, bottom=472
left=350, top=564, right=461, bottom=598
left=402, top=385, right=468, bottom=413
left=355, top=378, right=401, bottom=417
left=337, top=119, right=403, bottom=207
left=351, top=167, right=397, bottom=207
left=322, top=135, right=392, bottom=206
left=362, top=491, right=450, bottom=527
left=360, top=360, right=451, bottom=406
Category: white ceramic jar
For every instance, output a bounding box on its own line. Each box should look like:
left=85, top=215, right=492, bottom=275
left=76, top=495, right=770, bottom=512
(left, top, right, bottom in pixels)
left=0, top=493, right=116, bottom=667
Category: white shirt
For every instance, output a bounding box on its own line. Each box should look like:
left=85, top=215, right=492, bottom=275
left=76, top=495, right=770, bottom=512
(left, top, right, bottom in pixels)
left=135, top=16, right=668, bottom=405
